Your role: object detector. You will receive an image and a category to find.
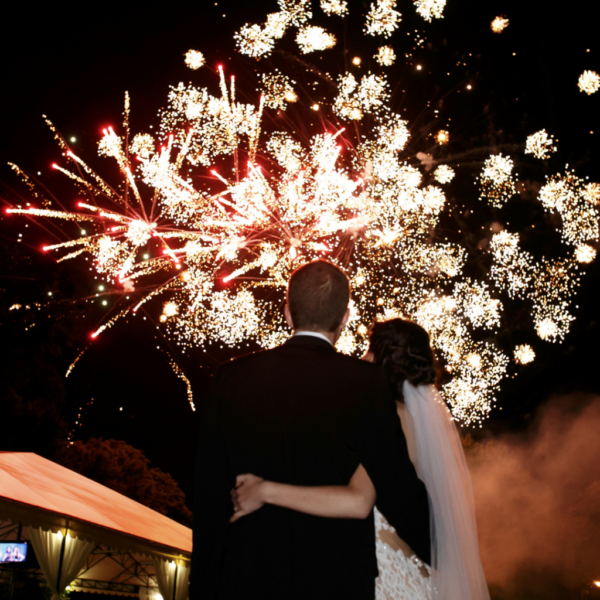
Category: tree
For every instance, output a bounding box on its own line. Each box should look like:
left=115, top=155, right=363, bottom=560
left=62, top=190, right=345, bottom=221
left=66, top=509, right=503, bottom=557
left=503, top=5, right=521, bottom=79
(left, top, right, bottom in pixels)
left=54, top=438, right=192, bottom=526
left=0, top=571, right=52, bottom=600
left=0, top=236, right=75, bottom=457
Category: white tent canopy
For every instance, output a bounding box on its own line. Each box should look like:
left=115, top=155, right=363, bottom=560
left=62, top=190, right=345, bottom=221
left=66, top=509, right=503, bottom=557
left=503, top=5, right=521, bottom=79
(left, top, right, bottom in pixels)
left=0, top=452, right=192, bottom=598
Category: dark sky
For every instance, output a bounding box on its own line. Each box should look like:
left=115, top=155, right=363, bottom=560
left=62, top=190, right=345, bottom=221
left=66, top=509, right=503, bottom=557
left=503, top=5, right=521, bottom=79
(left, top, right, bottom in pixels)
left=1, top=0, right=599, bottom=502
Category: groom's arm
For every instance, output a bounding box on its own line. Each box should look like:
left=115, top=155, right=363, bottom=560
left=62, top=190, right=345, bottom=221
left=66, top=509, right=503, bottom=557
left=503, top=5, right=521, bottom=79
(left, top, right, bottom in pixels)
left=190, top=367, right=232, bottom=599
left=353, top=369, right=431, bottom=565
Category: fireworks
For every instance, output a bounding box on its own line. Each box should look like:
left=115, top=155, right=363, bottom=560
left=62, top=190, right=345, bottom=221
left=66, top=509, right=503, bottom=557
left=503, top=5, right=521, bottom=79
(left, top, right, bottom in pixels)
left=261, top=72, right=298, bottom=110
left=413, top=0, right=446, bottom=22
left=539, top=170, right=599, bottom=247
left=320, top=0, right=348, bottom=16
left=578, top=70, right=600, bottom=95
left=435, top=130, right=449, bottom=145
left=374, top=45, right=396, bottom=66
left=433, top=165, right=454, bottom=184
left=184, top=50, right=205, bottom=70
left=7, top=2, right=598, bottom=425
left=525, top=129, right=557, bottom=160
left=575, top=244, right=597, bottom=263
left=479, top=154, right=517, bottom=208
left=365, top=0, right=402, bottom=38
left=234, top=0, right=313, bottom=58
left=296, top=25, right=337, bottom=53
left=453, top=279, right=502, bottom=330
left=333, top=73, right=389, bottom=120
left=491, top=16, right=509, bottom=33
left=235, top=23, right=276, bottom=58
left=514, top=344, right=535, bottom=365
left=489, top=231, right=533, bottom=298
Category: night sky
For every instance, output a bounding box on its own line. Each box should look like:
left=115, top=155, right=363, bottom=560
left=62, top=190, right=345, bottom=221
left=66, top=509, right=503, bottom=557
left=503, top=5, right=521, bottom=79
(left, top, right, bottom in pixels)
left=1, top=0, right=599, bottom=505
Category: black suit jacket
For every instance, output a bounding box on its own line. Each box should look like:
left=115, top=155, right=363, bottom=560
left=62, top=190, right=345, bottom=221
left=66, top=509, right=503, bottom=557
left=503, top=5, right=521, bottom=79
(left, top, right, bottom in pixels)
left=191, top=335, right=430, bottom=600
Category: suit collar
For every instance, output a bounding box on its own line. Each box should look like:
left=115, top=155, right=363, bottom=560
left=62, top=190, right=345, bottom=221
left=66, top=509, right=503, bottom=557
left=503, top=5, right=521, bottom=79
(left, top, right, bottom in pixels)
left=284, top=334, right=337, bottom=352
left=292, top=331, right=334, bottom=346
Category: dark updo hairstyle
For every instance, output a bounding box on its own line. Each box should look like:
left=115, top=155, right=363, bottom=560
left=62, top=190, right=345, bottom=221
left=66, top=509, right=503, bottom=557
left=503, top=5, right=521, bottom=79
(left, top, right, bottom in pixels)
left=368, top=319, right=437, bottom=397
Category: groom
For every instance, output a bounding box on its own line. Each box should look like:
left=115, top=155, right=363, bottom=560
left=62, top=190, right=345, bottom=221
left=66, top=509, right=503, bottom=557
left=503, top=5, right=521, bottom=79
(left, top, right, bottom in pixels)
left=191, top=260, right=430, bottom=599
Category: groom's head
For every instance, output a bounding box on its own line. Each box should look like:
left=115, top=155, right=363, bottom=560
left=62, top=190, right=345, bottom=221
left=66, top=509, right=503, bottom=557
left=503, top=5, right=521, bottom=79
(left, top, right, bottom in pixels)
left=285, top=260, right=350, bottom=337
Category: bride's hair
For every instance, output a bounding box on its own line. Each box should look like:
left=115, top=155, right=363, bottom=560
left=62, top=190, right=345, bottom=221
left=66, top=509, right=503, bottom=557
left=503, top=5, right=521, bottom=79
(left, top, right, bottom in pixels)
left=368, top=319, right=437, bottom=393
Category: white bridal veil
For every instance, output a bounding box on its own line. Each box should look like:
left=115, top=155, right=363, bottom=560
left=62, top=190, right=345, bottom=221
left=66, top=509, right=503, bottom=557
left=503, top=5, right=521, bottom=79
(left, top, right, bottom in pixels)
left=402, top=381, right=490, bottom=600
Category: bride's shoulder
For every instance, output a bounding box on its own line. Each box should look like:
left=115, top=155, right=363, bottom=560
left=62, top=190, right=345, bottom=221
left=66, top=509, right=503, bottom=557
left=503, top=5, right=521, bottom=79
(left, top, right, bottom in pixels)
left=334, top=352, right=387, bottom=376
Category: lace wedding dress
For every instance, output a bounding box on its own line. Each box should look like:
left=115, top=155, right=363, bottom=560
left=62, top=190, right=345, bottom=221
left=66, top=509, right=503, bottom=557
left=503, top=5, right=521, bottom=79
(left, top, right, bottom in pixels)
left=374, top=506, right=434, bottom=600
left=376, top=382, right=490, bottom=600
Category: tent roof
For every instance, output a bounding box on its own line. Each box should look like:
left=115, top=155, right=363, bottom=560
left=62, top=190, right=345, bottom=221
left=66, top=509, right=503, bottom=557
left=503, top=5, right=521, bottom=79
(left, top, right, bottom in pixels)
left=0, top=452, right=192, bottom=561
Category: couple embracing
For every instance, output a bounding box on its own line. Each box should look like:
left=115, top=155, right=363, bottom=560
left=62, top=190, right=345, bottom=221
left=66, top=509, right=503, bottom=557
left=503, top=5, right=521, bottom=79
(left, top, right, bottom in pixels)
left=191, top=261, right=489, bottom=600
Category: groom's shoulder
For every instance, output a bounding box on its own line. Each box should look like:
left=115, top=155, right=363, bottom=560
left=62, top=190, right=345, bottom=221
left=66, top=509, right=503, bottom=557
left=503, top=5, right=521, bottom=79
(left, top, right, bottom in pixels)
left=215, top=346, right=272, bottom=372
left=213, top=342, right=387, bottom=383
left=212, top=344, right=289, bottom=377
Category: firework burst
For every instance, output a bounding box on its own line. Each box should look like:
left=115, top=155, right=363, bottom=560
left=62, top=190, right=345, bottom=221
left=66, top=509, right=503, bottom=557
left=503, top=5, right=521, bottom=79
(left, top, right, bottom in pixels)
left=578, top=70, right=600, bottom=95
left=7, top=1, right=599, bottom=424
left=490, top=16, right=509, bottom=33
left=525, top=129, right=557, bottom=160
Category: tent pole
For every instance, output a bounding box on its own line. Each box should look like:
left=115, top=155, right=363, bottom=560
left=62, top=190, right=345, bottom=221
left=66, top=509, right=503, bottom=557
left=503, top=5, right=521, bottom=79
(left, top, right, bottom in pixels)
left=56, top=520, right=69, bottom=594
left=172, top=562, right=179, bottom=600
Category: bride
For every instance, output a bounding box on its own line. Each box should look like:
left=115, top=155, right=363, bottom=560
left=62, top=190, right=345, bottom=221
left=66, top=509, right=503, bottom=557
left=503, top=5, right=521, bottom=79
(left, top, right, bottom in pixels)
left=230, top=318, right=490, bottom=600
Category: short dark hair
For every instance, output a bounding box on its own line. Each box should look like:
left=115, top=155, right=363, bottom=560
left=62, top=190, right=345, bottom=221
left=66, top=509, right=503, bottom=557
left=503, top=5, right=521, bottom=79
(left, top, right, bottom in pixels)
left=287, top=261, right=350, bottom=332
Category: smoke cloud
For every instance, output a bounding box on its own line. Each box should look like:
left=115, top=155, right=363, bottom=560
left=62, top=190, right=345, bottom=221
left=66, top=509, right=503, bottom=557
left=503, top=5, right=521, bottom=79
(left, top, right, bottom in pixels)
left=467, top=393, right=600, bottom=598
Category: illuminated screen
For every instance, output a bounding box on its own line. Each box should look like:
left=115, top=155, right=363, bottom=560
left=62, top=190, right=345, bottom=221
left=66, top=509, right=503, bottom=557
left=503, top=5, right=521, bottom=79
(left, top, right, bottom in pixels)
left=0, top=542, right=28, bottom=564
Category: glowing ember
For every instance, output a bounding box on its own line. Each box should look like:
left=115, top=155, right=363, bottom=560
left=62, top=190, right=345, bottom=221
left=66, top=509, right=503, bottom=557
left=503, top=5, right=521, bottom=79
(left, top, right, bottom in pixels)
left=491, top=16, right=509, bottom=33
left=162, top=301, right=179, bottom=318
left=435, top=130, right=449, bottom=145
